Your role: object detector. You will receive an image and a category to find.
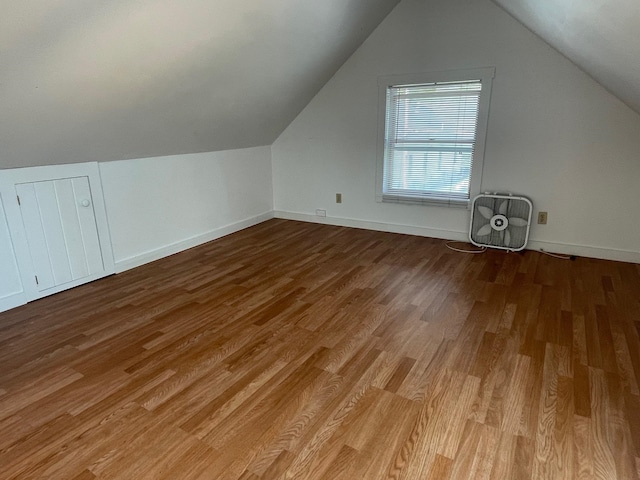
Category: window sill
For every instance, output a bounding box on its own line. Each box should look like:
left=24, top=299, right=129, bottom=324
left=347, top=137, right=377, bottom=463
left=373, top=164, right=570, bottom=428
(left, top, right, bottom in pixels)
left=378, top=194, right=470, bottom=209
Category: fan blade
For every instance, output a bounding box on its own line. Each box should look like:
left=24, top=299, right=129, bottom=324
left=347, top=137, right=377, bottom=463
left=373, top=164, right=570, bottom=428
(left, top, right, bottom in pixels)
left=499, top=200, right=508, bottom=216
left=504, top=229, right=511, bottom=247
left=477, top=206, right=494, bottom=220
left=476, top=224, right=492, bottom=236
left=509, top=217, right=528, bottom=227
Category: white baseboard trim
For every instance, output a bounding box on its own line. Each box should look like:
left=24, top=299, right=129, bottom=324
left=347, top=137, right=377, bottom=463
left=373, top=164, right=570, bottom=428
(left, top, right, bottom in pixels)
left=115, top=211, right=275, bottom=273
left=274, top=210, right=469, bottom=241
left=274, top=210, right=640, bottom=264
left=0, top=292, right=27, bottom=314
left=527, top=240, right=640, bottom=264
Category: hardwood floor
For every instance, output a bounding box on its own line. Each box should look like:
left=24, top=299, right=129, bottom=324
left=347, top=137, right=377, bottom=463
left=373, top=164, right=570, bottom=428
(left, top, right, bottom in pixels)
left=1, top=218, right=639, bottom=479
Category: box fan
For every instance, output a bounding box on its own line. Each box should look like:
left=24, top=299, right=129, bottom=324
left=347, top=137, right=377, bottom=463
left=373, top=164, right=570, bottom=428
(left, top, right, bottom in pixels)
left=469, top=193, right=532, bottom=251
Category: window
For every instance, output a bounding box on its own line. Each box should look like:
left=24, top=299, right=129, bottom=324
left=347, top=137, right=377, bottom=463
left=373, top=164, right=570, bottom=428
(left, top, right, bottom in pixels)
left=376, top=68, right=494, bottom=207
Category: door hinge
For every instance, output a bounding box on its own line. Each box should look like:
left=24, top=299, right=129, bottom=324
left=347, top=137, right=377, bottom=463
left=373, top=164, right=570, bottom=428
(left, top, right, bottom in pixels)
left=35, top=275, right=39, bottom=285
left=17, top=195, right=21, bottom=206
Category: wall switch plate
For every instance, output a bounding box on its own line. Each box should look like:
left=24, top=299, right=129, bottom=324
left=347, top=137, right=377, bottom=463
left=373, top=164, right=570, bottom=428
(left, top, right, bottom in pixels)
left=537, top=211, right=548, bottom=224
left=336, top=193, right=342, bottom=203
left=315, top=209, right=326, bottom=217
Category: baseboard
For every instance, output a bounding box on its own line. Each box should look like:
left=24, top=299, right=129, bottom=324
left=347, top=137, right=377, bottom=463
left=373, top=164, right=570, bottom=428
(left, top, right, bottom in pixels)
left=527, top=240, right=640, bottom=264
left=115, top=211, right=275, bottom=273
left=0, top=292, right=27, bottom=314
left=274, top=210, right=640, bottom=264
left=274, top=210, right=469, bottom=242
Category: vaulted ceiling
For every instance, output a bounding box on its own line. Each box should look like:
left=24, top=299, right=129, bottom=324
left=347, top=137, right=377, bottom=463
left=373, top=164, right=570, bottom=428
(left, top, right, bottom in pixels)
left=491, top=0, right=640, bottom=114
left=1, top=0, right=400, bottom=168
left=2, top=0, right=639, bottom=169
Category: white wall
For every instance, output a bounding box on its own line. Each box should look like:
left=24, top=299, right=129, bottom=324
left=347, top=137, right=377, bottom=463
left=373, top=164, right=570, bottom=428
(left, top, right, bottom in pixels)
left=100, top=146, right=274, bottom=271
left=0, top=194, right=24, bottom=311
left=272, top=0, right=640, bottom=263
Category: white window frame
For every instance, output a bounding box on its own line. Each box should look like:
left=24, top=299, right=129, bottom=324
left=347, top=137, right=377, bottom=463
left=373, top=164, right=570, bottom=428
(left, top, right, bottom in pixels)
left=376, top=67, right=495, bottom=208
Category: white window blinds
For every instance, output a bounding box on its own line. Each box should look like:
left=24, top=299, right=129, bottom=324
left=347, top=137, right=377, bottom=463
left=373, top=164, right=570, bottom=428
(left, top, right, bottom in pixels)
left=382, top=79, right=482, bottom=205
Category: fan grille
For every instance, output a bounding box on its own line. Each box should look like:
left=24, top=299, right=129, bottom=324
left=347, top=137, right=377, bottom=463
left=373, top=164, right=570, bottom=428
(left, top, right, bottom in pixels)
left=470, top=195, right=532, bottom=250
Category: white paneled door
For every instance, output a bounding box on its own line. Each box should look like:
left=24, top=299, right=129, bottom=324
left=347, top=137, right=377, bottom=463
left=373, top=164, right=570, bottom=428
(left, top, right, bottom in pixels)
left=16, top=176, right=104, bottom=292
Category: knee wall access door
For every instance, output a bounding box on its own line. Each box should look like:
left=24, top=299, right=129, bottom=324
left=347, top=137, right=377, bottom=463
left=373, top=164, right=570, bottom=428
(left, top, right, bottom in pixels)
left=16, top=177, right=104, bottom=292
left=0, top=162, right=115, bottom=305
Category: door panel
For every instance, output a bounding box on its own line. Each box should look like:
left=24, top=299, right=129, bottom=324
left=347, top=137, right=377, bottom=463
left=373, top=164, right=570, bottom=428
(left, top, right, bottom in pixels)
left=55, top=179, right=89, bottom=279
left=15, top=183, right=56, bottom=291
left=71, top=177, right=104, bottom=275
left=16, top=176, right=104, bottom=292
left=35, top=181, right=74, bottom=286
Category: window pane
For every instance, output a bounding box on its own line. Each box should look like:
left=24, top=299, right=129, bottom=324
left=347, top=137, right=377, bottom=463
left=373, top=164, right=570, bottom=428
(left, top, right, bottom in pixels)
left=383, top=80, right=482, bottom=201
left=385, top=148, right=472, bottom=197
left=394, top=95, right=479, bottom=143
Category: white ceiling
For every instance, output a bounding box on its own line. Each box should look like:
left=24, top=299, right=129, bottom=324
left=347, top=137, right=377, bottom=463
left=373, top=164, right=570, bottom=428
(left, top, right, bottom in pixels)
left=3, top=0, right=639, bottom=169
left=491, top=0, right=640, bottom=114
left=1, top=0, right=400, bottom=168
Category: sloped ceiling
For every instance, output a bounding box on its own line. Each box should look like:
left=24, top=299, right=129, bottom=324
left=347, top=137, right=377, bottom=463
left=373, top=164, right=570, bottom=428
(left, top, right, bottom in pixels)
left=491, top=0, right=640, bottom=115
left=1, top=0, right=400, bottom=168
left=4, top=0, right=638, bottom=170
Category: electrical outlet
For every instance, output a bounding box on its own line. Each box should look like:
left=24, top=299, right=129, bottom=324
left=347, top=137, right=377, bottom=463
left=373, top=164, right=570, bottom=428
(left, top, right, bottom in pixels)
left=315, top=209, right=326, bottom=217
left=537, top=211, right=548, bottom=225
left=336, top=193, right=342, bottom=204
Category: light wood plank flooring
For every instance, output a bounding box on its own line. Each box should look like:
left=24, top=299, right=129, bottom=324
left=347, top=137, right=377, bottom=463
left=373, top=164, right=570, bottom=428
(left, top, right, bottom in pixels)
left=1, top=219, right=639, bottom=479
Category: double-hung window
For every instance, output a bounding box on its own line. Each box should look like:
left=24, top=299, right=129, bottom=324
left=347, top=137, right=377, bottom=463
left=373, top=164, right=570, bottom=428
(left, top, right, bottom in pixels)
left=376, top=68, right=494, bottom=207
